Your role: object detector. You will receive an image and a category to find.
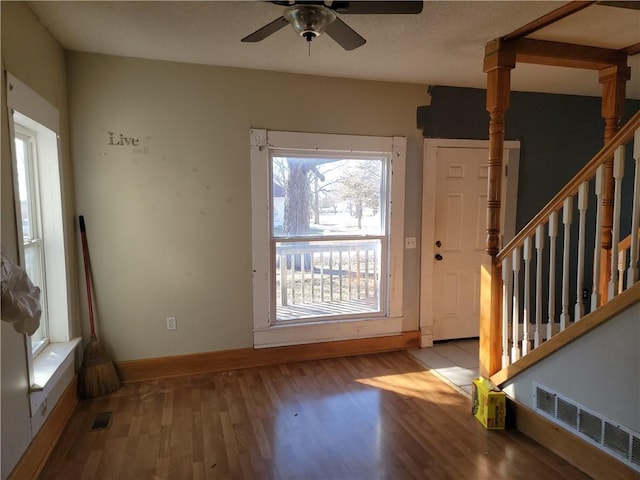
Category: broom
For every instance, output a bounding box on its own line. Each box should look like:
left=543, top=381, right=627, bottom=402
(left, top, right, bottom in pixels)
left=78, top=215, right=121, bottom=398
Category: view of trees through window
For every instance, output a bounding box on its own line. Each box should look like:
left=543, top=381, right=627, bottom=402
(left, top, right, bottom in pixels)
left=272, top=155, right=385, bottom=237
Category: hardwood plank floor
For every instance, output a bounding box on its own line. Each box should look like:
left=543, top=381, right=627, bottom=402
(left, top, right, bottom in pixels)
left=41, top=352, right=589, bottom=479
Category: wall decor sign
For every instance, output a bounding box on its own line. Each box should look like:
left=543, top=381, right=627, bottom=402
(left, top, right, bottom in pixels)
left=108, top=131, right=140, bottom=147
left=107, top=131, right=149, bottom=154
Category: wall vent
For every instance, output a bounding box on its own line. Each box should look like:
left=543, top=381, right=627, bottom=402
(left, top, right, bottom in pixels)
left=604, top=422, right=630, bottom=459
left=556, top=397, right=578, bottom=430
left=631, top=435, right=640, bottom=468
left=533, top=383, right=640, bottom=473
left=535, top=386, right=555, bottom=416
left=579, top=410, right=602, bottom=443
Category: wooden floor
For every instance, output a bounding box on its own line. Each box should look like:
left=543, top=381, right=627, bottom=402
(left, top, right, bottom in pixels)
left=41, top=352, right=589, bottom=479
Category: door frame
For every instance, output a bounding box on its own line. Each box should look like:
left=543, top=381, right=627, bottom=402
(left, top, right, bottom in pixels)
left=419, top=139, right=520, bottom=347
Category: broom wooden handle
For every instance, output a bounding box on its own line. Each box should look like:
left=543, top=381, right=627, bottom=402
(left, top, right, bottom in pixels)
left=79, top=216, right=97, bottom=338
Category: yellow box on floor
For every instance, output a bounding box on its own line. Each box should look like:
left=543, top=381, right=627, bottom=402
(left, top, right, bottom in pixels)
left=472, top=377, right=505, bottom=430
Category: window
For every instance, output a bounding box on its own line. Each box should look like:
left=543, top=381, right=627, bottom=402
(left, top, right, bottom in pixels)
left=272, top=154, right=388, bottom=321
left=14, top=125, right=49, bottom=354
left=251, top=130, right=406, bottom=347
left=7, top=74, right=72, bottom=370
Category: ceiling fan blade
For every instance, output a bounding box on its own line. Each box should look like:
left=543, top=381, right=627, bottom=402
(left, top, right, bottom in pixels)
left=597, top=1, right=640, bottom=10
left=332, top=1, right=423, bottom=14
left=242, top=16, right=289, bottom=42
left=324, top=17, right=366, bottom=51
left=271, top=1, right=324, bottom=5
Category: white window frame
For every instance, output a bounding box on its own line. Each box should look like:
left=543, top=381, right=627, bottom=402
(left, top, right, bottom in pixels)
left=7, top=74, right=76, bottom=419
left=14, top=124, right=50, bottom=355
left=251, top=129, right=406, bottom=348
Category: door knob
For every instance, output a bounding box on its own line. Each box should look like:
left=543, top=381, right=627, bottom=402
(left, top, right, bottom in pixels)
left=435, top=254, right=443, bottom=261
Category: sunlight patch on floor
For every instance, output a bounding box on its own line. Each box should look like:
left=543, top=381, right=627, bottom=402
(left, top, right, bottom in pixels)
left=355, top=372, right=464, bottom=405
left=408, top=338, right=479, bottom=398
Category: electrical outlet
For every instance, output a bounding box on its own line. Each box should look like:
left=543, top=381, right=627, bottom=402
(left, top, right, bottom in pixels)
left=166, top=316, right=177, bottom=331
left=405, top=237, right=417, bottom=249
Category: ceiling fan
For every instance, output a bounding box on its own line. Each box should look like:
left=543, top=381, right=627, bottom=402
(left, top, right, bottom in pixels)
left=241, top=1, right=424, bottom=51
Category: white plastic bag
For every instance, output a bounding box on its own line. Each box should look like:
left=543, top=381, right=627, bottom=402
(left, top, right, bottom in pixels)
left=1, top=248, right=42, bottom=335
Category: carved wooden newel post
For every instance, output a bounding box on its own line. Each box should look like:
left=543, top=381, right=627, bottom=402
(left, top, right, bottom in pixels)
left=598, top=64, right=630, bottom=303
left=476, top=6, right=632, bottom=381
left=480, top=40, right=515, bottom=378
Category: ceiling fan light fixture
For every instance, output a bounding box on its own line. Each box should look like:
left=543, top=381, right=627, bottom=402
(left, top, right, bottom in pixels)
left=283, top=5, right=337, bottom=41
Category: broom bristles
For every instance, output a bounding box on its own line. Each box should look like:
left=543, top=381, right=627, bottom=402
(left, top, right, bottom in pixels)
left=80, top=336, right=120, bottom=398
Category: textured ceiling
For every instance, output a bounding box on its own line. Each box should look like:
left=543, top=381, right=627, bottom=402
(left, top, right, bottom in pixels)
left=28, top=1, right=640, bottom=98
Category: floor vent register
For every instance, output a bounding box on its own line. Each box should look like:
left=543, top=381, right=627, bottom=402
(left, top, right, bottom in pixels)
left=533, top=383, right=640, bottom=472
left=90, top=411, right=113, bottom=431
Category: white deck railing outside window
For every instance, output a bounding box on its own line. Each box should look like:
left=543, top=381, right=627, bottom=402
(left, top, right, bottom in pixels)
left=275, top=240, right=382, bottom=321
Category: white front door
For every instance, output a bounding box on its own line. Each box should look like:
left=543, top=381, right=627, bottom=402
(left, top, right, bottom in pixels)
left=433, top=146, right=487, bottom=340
left=420, top=140, right=520, bottom=346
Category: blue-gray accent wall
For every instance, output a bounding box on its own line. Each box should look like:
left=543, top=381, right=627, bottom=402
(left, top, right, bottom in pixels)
left=417, top=86, right=640, bottom=231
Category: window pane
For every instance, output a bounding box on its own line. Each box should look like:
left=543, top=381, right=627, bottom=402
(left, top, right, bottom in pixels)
left=30, top=327, right=47, bottom=354
left=24, top=243, right=47, bottom=350
left=15, top=123, right=49, bottom=354
left=14, top=136, right=33, bottom=240
left=274, top=239, right=382, bottom=321
left=272, top=156, right=385, bottom=237
left=24, top=244, right=44, bottom=289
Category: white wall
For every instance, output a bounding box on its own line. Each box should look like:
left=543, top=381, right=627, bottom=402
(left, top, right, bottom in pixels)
left=503, top=302, right=640, bottom=432
left=1, top=3, right=78, bottom=478
left=67, top=52, right=428, bottom=361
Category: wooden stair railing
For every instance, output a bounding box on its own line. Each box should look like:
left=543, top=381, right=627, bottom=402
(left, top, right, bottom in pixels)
left=482, top=110, right=640, bottom=377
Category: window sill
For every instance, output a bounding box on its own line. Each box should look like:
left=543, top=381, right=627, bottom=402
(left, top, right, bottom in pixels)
left=30, top=338, right=81, bottom=416
left=254, top=316, right=403, bottom=348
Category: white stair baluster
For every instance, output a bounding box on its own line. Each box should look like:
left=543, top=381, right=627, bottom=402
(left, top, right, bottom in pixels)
left=522, top=237, right=532, bottom=356
left=560, top=197, right=573, bottom=331
left=575, top=181, right=588, bottom=321
left=502, top=256, right=512, bottom=369
left=592, top=165, right=604, bottom=310
left=627, top=127, right=640, bottom=287
left=534, top=224, right=544, bottom=348
left=618, top=249, right=626, bottom=294
left=608, top=146, right=625, bottom=299
left=548, top=211, right=558, bottom=340
left=511, top=246, right=521, bottom=363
